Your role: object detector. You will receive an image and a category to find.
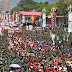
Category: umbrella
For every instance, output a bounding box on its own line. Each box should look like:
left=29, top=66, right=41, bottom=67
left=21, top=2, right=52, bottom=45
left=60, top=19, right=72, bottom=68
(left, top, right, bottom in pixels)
left=10, top=64, right=21, bottom=68
left=14, top=62, right=24, bottom=66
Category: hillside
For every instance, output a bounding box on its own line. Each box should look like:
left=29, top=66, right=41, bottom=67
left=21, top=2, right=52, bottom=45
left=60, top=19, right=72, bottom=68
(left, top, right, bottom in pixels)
left=11, top=0, right=57, bottom=15
left=10, top=0, right=58, bottom=7
left=33, top=0, right=58, bottom=3
left=11, top=0, right=72, bottom=16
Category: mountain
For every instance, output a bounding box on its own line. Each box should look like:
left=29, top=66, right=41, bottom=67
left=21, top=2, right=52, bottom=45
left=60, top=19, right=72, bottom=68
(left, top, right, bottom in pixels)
left=10, top=0, right=58, bottom=7
left=33, top=0, right=58, bottom=3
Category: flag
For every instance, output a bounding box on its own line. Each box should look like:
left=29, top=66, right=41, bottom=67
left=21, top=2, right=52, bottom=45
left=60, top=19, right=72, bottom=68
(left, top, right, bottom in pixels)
left=18, top=16, right=19, bottom=23
left=31, top=16, right=34, bottom=24
left=8, top=30, right=14, bottom=35
left=14, top=28, right=19, bottom=32
left=14, top=14, right=16, bottom=21
left=14, top=40, right=19, bottom=46
left=34, top=16, right=36, bottom=24
left=50, top=12, right=57, bottom=29
left=8, top=14, right=9, bottom=21
left=50, top=12, right=53, bottom=29
left=6, top=15, right=8, bottom=20
left=12, top=14, right=14, bottom=21
left=8, top=27, right=19, bottom=35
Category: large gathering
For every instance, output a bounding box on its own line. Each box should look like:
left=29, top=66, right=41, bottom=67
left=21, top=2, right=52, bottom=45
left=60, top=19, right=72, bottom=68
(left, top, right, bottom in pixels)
left=0, top=0, right=72, bottom=72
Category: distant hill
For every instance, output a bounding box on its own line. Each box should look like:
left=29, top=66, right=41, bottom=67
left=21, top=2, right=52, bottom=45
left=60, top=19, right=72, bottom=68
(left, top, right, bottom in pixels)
left=33, top=0, right=58, bottom=3
left=10, top=0, right=58, bottom=7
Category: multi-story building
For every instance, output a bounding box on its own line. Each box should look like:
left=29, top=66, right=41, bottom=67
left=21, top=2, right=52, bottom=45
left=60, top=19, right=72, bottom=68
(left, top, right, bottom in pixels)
left=0, top=0, right=12, bottom=13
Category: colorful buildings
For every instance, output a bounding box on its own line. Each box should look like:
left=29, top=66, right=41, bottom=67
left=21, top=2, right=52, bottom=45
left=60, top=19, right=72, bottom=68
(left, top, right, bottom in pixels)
left=0, top=0, right=12, bottom=12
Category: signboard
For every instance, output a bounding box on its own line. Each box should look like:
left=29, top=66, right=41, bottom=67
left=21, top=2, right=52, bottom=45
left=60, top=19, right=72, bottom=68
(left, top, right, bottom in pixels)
left=68, top=12, right=72, bottom=32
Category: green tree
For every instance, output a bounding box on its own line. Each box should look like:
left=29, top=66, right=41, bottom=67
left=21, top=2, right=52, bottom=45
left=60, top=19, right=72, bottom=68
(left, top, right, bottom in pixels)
left=39, top=2, right=43, bottom=4
left=56, top=0, right=71, bottom=16
left=44, top=1, right=48, bottom=4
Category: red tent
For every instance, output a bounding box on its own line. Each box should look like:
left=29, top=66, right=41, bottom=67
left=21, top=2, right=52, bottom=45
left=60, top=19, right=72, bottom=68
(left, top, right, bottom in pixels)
left=18, top=11, right=42, bottom=16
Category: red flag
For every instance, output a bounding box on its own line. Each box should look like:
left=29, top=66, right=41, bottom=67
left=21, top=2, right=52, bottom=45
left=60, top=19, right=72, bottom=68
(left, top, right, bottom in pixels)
left=19, top=29, right=21, bottom=35
left=1, top=27, right=3, bottom=33
left=14, top=30, right=16, bottom=33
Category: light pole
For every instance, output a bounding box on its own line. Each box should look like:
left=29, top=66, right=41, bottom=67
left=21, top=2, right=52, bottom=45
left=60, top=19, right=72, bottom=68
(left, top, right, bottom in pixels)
left=51, top=6, right=56, bottom=13
left=51, top=6, right=56, bottom=27
left=68, top=4, right=72, bottom=12
left=42, top=8, right=46, bottom=30
left=68, top=5, right=72, bottom=34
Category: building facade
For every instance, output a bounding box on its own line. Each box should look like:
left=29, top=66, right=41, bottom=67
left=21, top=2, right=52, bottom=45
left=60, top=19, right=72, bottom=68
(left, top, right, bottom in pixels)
left=0, top=0, right=12, bottom=13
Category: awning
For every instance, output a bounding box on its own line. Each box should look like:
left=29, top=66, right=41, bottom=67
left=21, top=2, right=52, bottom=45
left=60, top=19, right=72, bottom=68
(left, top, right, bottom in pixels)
left=47, top=15, right=65, bottom=18
left=18, top=11, right=42, bottom=16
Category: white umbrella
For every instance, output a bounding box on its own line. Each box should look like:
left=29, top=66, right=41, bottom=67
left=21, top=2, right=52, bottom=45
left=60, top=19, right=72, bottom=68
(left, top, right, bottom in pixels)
left=10, top=64, right=21, bottom=68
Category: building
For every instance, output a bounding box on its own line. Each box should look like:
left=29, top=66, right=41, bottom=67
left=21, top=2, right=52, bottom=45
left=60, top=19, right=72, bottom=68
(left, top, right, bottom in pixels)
left=46, top=15, right=66, bottom=25
left=0, top=0, right=12, bottom=13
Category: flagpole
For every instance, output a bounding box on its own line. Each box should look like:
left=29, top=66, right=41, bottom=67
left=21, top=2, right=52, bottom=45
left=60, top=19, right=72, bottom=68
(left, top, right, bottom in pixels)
left=68, top=4, right=72, bottom=34
left=51, top=6, right=56, bottom=28
left=42, top=8, right=46, bottom=30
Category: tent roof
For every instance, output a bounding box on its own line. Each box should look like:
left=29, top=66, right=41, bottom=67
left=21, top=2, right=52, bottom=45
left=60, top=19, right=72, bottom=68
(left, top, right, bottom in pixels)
left=18, top=11, right=42, bottom=16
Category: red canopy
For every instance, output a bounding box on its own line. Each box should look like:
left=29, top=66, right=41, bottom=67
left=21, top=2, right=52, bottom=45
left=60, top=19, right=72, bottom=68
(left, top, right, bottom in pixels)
left=18, top=11, right=42, bottom=16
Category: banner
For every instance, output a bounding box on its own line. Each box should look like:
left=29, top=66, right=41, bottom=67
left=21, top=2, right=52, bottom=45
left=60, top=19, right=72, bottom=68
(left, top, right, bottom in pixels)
left=8, top=14, right=9, bottom=21
left=42, top=13, right=46, bottom=27
left=34, top=16, right=36, bottom=24
left=4, top=15, right=5, bottom=20
left=6, top=15, right=8, bottom=20
left=1, top=15, right=3, bottom=19
left=12, top=14, right=14, bottom=21
left=50, top=12, right=57, bottom=29
left=16, top=14, right=18, bottom=22
left=8, top=27, right=19, bottom=36
left=12, top=14, right=16, bottom=21
left=8, top=29, right=14, bottom=36
left=22, top=15, right=25, bottom=23
left=31, top=16, right=34, bottom=24
left=18, top=16, right=19, bottom=23
left=68, top=12, right=72, bottom=32
left=5, top=15, right=6, bottom=20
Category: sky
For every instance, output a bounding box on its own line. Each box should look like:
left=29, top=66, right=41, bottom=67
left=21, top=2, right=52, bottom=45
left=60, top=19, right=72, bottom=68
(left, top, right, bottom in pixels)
left=9, top=0, right=58, bottom=7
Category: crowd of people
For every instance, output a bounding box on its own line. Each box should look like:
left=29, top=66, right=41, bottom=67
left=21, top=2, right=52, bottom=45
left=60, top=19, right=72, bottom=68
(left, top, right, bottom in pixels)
left=0, top=24, right=72, bottom=72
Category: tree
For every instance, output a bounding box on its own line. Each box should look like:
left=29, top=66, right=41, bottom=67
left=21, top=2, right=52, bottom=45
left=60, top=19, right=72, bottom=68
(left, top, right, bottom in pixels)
left=56, top=0, right=71, bottom=16
left=44, top=1, right=48, bottom=4
left=39, top=2, right=43, bottom=4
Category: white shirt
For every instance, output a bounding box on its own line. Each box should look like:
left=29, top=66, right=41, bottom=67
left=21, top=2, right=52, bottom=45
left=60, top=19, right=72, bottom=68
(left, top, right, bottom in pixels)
left=26, top=25, right=28, bottom=30
left=63, top=67, right=67, bottom=71
left=29, top=25, right=33, bottom=31
left=59, top=67, right=62, bottom=70
left=54, top=66, right=57, bottom=69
